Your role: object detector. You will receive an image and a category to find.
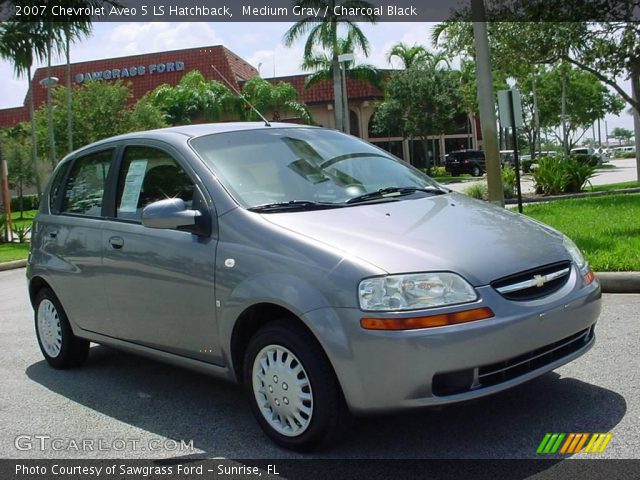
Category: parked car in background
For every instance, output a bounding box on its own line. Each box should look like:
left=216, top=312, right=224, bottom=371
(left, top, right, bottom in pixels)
left=445, top=149, right=486, bottom=176
left=570, top=147, right=608, bottom=165
left=612, top=146, right=635, bottom=158
left=27, top=123, right=601, bottom=451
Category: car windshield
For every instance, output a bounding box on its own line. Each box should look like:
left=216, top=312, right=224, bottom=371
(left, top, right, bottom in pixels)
left=190, top=127, right=443, bottom=209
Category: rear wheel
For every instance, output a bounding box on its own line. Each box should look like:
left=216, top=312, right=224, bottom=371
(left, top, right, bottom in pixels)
left=243, top=320, right=349, bottom=451
left=35, top=288, right=89, bottom=369
left=471, top=165, right=482, bottom=177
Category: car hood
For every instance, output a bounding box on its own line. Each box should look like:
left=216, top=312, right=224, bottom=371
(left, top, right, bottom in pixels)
left=260, top=192, right=570, bottom=286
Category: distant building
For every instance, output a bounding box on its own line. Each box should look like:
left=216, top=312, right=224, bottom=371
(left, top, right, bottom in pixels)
left=0, top=44, right=481, bottom=168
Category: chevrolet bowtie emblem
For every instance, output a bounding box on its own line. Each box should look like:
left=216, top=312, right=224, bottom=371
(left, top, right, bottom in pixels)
left=533, top=274, right=546, bottom=287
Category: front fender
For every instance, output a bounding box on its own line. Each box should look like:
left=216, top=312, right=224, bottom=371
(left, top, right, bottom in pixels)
left=217, top=272, right=335, bottom=364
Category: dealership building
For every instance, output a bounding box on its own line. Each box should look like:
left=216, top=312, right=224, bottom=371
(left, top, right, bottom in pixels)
left=0, top=45, right=481, bottom=168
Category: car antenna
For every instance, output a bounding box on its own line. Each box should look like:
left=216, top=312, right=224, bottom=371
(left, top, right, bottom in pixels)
left=209, top=63, right=271, bottom=127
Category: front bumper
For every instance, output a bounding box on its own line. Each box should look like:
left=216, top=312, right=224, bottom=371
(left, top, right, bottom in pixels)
left=303, top=268, right=601, bottom=414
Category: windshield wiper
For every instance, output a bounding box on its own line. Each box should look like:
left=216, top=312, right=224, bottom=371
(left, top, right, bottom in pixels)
left=345, top=186, right=447, bottom=204
left=247, top=200, right=343, bottom=213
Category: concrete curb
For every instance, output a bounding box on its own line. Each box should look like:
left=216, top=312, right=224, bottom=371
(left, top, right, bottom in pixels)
left=596, top=272, right=640, bottom=294
left=0, top=259, right=27, bottom=272
left=0, top=259, right=638, bottom=294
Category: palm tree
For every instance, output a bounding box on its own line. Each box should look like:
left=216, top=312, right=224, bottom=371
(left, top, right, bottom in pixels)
left=62, top=20, right=92, bottom=153
left=44, top=22, right=65, bottom=168
left=302, top=33, right=383, bottom=90
left=239, top=77, right=310, bottom=123
left=284, top=0, right=377, bottom=132
left=0, top=22, right=49, bottom=197
left=150, top=70, right=234, bottom=125
left=386, top=42, right=428, bottom=69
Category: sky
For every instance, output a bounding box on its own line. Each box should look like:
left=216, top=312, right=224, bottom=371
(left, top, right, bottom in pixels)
left=0, top=21, right=634, bottom=137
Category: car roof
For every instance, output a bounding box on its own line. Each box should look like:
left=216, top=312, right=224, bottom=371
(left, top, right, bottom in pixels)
left=66, top=122, right=316, bottom=159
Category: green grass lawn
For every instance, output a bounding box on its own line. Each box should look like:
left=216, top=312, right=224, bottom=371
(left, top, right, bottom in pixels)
left=0, top=242, right=30, bottom=263
left=588, top=181, right=640, bottom=192
left=432, top=174, right=473, bottom=184
left=524, top=194, right=640, bottom=271
left=0, top=210, right=36, bottom=263
left=11, top=209, right=37, bottom=229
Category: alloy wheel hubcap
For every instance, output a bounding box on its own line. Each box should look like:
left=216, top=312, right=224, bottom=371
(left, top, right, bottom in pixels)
left=252, top=345, right=313, bottom=437
left=37, top=299, right=62, bottom=358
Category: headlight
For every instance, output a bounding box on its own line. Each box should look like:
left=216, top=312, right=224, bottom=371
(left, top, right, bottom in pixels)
left=358, top=272, right=477, bottom=312
left=562, top=235, right=587, bottom=271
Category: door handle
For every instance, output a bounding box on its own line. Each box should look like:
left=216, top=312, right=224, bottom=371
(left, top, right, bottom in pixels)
left=108, top=236, right=124, bottom=250
left=48, top=231, right=58, bottom=238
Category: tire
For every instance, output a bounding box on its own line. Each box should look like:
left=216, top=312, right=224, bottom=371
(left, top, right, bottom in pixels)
left=471, top=165, right=482, bottom=177
left=34, top=288, right=89, bottom=369
left=243, top=319, right=350, bottom=452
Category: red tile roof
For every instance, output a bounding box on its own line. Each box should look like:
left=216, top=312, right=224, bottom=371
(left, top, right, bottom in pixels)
left=266, top=74, right=383, bottom=104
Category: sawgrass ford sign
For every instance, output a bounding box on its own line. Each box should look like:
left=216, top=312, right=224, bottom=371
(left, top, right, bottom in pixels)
left=75, top=60, right=185, bottom=84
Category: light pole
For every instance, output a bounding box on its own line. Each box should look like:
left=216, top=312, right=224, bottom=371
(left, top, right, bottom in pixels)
left=338, top=53, right=354, bottom=134
left=40, top=76, right=59, bottom=168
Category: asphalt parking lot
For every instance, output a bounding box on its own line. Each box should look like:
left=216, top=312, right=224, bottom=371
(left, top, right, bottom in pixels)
left=1, top=268, right=638, bottom=460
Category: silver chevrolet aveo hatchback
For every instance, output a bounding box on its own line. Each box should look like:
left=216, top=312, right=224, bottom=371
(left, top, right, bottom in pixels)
left=28, top=123, right=601, bottom=451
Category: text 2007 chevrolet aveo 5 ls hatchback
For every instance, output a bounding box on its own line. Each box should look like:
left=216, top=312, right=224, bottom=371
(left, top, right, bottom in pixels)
left=28, top=123, right=601, bottom=451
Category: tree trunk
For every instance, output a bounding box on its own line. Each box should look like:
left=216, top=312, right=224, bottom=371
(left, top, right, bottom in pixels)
left=472, top=13, right=504, bottom=206
left=631, top=67, right=640, bottom=182
left=28, top=65, right=42, bottom=199
left=532, top=71, right=541, bottom=158
left=561, top=67, right=568, bottom=155
left=65, top=27, right=73, bottom=153
left=332, top=54, right=343, bottom=132
left=47, top=29, right=56, bottom=167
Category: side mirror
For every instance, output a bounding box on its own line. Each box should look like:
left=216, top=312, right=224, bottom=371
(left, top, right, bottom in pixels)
left=142, top=198, right=201, bottom=231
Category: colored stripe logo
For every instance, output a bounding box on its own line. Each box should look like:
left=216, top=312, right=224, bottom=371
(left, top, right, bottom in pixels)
left=537, top=433, right=612, bottom=454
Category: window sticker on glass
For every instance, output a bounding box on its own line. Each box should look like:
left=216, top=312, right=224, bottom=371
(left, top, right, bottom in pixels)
left=119, top=159, right=148, bottom=212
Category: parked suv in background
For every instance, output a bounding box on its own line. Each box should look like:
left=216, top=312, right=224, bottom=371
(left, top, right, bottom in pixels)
left=445, top=149, right=486, bottom=176
left=27, top=123, right=600, bottom=451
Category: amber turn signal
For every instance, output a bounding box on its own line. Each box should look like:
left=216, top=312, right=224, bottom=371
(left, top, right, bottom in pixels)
left=583, top=269, right=596, bottom=286
left=361, top=307, right=495, bottom=331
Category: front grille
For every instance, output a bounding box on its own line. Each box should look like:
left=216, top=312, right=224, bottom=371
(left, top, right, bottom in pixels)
left=491, top=261, right=572, bottom=301
left=432, top=327, right=594, bottom=397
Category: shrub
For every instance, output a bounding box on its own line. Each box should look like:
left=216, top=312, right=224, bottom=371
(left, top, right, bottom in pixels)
left=521, top=159, right=536, bottom=173
left=571, top=153, right=599, bottom=166
left=13, top=224, right=31, bottom=243
left=533, top=156, right=596, bottom=195
left=501, top=165, right=516, bottom=199
left=430, top=165, right=447, bottom=177
left=10, top=194, right=40, bottom=212
left=563, top=159, right=596, bottom=193
left=620, top=151, right=636, bottom=159
left=463, top=182, right=488, bottom=200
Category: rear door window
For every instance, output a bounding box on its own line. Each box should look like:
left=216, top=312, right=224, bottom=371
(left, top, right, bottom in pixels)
left=61, top=150, right=114, bottom=217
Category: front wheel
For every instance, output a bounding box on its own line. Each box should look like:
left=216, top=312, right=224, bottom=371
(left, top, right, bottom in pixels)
left=243, top=320, right=349, bottom=451
left=35, top=288, right=89, bottom=369
left=471, top=165, right=482, bottom=177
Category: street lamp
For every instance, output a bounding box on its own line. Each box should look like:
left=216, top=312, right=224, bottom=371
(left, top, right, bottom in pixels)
left=39, top=76, right=59, bottom=169
left=338, top=53, right=354, bottom=134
